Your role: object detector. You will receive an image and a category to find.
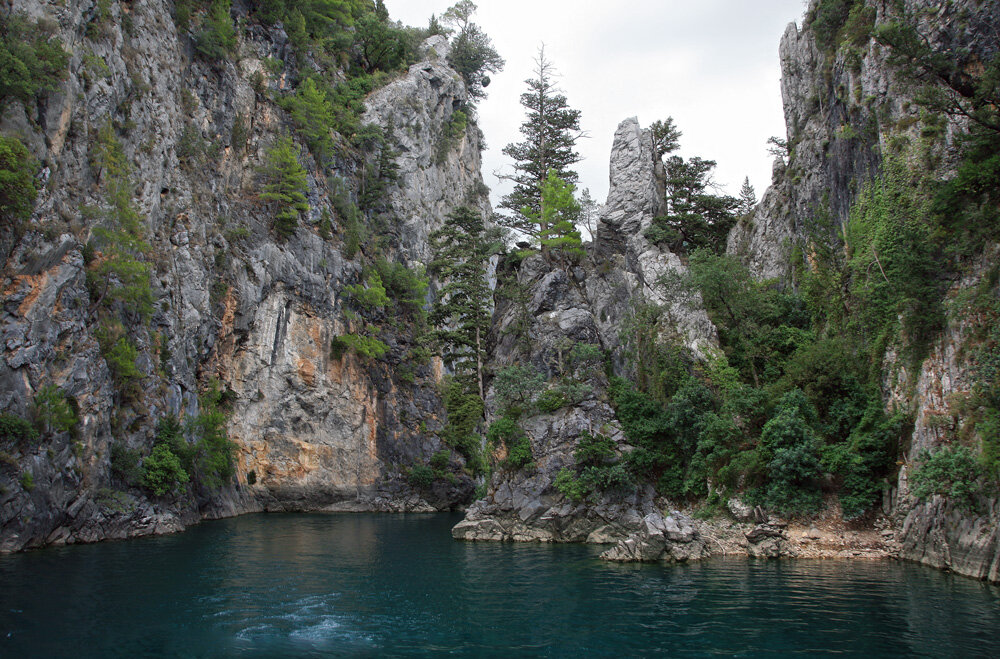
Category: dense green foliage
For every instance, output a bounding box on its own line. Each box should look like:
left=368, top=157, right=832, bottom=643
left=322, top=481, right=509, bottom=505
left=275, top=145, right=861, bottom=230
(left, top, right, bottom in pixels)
left=331, top=333, right=389, bottom=360
left=910, top=446, right=984, bottom=511
left=440, top=375, right=486, bottom=476
left=344, top=271, right=390, bottom=311
left=644, top=121, right=738, bottom=255
left=0, top=13, right=68, bottom=110
left=142, top=443, right=189, bottom=496
left=0, top=413, right=39, bottom=447
left=260, top=136, right=309, bottom=240
left=32, top=385, right=77, bottom=437
left=194, top=0, right=237, bottom=61
left=607, top=243, right=909, bottom=517
left=0, top=136, right=37, bottom=225
left=555, top=432, right=632, bottom=502
left=87, top=124, right=154, bottom=320
left=534, top=171, right=585, bottom=264
left=442, top=2, right=504, bottom=100
left=430, top=206, right=499, bottom=397
left=499, top=48, right=582, bottom=238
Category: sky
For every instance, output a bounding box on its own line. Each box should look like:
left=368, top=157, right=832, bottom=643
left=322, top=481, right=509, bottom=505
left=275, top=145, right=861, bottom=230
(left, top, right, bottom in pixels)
left=385, top=0, right=809, bottom=208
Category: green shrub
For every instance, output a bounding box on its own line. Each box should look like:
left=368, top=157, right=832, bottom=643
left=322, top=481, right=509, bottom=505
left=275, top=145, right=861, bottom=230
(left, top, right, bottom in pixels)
left=344, top=272, right=390, bottom=311
left=0, top=13, right=69, bottom=111
left=260, top=135, right=309, bottom=241
left=110, top=443, right=143, bottom=486
left=758, top=390, right=824, bottom=515
left=486, top=415, right=520, bottom=447
left=33, top=385, right=77, bottom=436
left=441, top=375, right=486, bottom=476
left=0, top=136, right=37, bottom=223
left=190, top=380, right=237, bottom=489
left=408, top=464, right=435, bottom=489
left=101, top=335, right=142, bottom=392
left=910, top=445, right=984, bottom=510
left=430, top=449, right=451, bottom=471
left=555, top=467, right=587, bottom=502
left=503, top=435, right=533, bottom=470
left=142, top=443, right=189, bottom=496
left=20, top=471, right=34, bottom=491
left=331, top=333, right=389, bottom=360
left=493, top=365, right=545, bottom=414
left=374, top=258, right=429, bottom=318
left=575, top=432, right=616, bottom=466
left=0, top=413, right=39, bottom=446
left=281, top=77, right=335, bottom=161
left=194, top=0, right=237, bottom=61
left=535, top=389, right=567, bottom=413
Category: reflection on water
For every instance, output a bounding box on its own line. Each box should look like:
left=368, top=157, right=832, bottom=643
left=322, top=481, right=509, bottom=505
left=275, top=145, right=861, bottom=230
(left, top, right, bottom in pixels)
left=1, top=513, right=999, bottom=657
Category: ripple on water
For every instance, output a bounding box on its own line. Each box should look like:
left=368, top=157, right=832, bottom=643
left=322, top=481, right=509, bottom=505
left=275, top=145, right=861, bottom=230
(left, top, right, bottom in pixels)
left=2, top=513, right=999, bottom=658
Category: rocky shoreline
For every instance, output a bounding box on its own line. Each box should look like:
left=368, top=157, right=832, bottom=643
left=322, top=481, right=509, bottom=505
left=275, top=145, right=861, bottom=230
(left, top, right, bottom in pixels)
left=454, top=499, right=899, bottom=566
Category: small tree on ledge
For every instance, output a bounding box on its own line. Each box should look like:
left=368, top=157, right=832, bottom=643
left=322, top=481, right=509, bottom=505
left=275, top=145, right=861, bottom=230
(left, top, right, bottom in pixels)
left=261, top=135, right=309, bottom=241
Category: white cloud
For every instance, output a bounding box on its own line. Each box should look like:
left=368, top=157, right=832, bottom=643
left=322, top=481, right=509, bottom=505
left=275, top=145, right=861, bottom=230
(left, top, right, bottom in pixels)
left=385, top=0, right=807, bottom=208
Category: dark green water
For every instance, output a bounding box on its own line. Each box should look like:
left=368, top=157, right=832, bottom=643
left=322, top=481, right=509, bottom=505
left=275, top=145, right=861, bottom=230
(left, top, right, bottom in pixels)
left=2, top=513, right=999, bottom=657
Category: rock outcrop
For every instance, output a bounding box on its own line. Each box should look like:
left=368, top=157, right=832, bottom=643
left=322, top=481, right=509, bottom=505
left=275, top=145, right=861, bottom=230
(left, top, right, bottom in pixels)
left=727, top=0, right=1000, bottom=582
left=453, top=119, right=717, bottom=545
left=1, top=2, right=486, bottom=550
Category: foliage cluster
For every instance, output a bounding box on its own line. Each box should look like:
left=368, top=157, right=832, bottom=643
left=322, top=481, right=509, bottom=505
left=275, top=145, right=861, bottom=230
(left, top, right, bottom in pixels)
left=331, top=333, right=389, bottom=360
left=555, top=432, right=632, bottom=502
left=0, top=136, right=37, bottom=226
left=260, top=135, right=309, bottom=241
left=0, top=13, right=68, bottom=111
left=440, top=375, right=486, bottom=476
left=87, top=124, right=154, bottom=321
left=139, top=381, right=237, bottom=496
left=0, top=413, right=39, bottom=447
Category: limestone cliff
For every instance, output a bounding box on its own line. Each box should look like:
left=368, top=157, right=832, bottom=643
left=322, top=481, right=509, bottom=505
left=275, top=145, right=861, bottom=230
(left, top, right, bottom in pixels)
left=1, top=2, right=486, bottom=550
left=728, top=0, right=1000, bottom=581
left=453, top=118, right=715, bottom=558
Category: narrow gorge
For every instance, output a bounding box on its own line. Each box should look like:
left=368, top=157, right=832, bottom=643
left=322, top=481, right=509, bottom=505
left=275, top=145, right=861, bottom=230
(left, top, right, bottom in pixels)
left=2, top=0, right=999, bottom=590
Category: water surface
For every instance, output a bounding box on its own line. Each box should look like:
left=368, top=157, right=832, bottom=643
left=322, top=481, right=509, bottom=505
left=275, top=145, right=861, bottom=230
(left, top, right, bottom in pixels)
left=2, top=513, right=999, bottom=657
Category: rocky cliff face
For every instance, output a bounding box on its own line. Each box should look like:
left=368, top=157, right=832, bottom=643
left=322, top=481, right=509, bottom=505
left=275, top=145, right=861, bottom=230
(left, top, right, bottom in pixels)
left=453, top=118, right=716, bottom=553
left=728, top=0, right=1000, bottom=581
left=1, top=2, right=485, bottom=550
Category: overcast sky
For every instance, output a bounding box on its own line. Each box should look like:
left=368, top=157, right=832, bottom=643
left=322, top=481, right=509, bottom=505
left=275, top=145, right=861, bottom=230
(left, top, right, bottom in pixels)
left=385, top=0, right=809, bottom=208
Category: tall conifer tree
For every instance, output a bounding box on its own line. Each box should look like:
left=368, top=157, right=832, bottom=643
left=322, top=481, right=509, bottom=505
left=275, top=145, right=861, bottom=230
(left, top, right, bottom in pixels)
left=429, top=206, right=499, bottom=399
left=499, top=47, right=582, bottom=238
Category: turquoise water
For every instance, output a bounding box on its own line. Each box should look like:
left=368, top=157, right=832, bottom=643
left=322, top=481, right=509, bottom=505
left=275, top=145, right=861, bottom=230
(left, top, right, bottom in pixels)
left=2, top=513, right=999, bottom=657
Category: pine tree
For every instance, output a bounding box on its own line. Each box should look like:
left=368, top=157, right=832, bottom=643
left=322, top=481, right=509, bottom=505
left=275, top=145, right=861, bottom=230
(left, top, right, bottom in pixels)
left=442, top=2, right=503, bottom=101
left=533, top=170, right=584, bottom=266
left=33, top=385, right=76, bottom=436
left=499, top=47, right=582, bottom=238
left=260, top=136, right=309, bottom=241
left=429, top=205, right=500, bottom=399
left=650, top=117, right=682, bottom=159
left=642, top=124, right=739, bottom=256
left=739, top=176, right=757, bottom=216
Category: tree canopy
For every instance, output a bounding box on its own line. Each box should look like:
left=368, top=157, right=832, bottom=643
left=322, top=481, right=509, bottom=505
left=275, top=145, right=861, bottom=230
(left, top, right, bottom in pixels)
left=499, top=47, right=582, bottom=238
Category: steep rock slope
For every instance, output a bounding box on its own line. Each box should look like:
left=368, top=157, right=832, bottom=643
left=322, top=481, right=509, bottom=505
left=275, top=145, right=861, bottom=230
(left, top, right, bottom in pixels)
left=453, top=118, right=714, bottom=556
left=1, top=2, right=486, bottom=550
left=728, top=0, right=1000, bottom=581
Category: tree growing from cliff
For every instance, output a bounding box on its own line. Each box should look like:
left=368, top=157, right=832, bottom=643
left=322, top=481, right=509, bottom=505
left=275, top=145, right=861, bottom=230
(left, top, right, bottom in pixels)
left=260, top=135, right=309, bottom=241
left=442, top=1, right=504, bottom=101
left=0, top=13, right=68, bottom=111
left=429, top=205, right=500, bottom=399
left=529, top=170, right=584, bottom=266
left=499, top=47, right=583, bottom=238
left=87, top=124, right=154, bottom=320
left=644, top=152, right=738, bottom=255
left=32, top=385, right=77, bottom=437
left=0, top=136, right=37, bottom=226
left=739, top=177, right=757, bottom=216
